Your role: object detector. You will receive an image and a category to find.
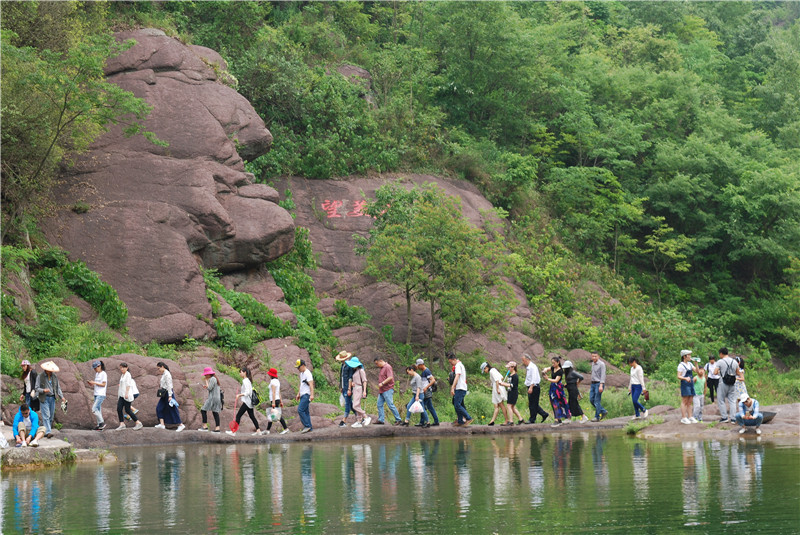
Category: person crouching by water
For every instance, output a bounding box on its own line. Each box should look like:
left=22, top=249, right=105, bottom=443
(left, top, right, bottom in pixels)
left=35, top=361, right=66, bottom=438
left=116, top=362, right=142, bottom=430
left=543, top=357, right=571, bottom=427
left=13, top=404, right=46, bottom=448
left=563, top=360, right=588, bottom=423
left=155, top=362, right=185, bottom=432
left=266, top=367, right=289, bottom=434
left=481, top=362, right=511, bottom=426
left=628, top=357, right=648, bottom=419
left=348, top=357, right=371, bottom=427
left=735, top=393, right=762, bottom=435
left=86, top=360, right=108, bottom=430
left=227, top=367, right=262, bottom=437
left=401, top=366, right=429, bottom=428
left=336, top=350, right=355, bottom=428
left=198, top=367, right=222, bottom=432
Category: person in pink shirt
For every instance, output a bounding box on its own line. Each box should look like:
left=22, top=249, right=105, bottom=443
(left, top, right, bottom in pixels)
left=373, top=357, right=402, bottom=425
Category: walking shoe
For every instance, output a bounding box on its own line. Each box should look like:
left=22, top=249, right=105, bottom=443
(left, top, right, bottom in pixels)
left=252, top=430, right=262, bottom=436
left=487, top=421, right=495, bottom=426
left=133, top=422, right=143, bottom=430
left=739, top=427, right=746, bottom=434
left=400, top=421, right=409, bottom=427
left=563, top=419, right=571, bottom=424
left=30, top=439, right=39, bottom=448
left=631, top=416, right=640, bottom=420
left=176, top=424, right=186, bottom=433
left=681, top=418, right=691, bottom=424
left=338, top=421, right=347, bottom=428
left=212, top=429, right=220, bottom=433
left=518, top=420, right=525, bottom=425
left=453, top=422, right=464, bottom=427
left=374, top=421, right=385, bottom=425
left=422, top=423, right=430, bottom=428
left=280, top=429, right=289, bottom=434
left=581, top=415, right=589, bottom=422
left=15, top=442, right=22, bottom=448
left=599, top=411, right=607, bottom=421
left=154, top=424, right=166, bottom=430
left=415, top=422, right=425, bottom=427
left=300, top=427, right=312, bottom=434
left=225, top=430, right=236, bottom=437
left=643, top=410, right=649, bottom=418
left=116, top=423, right=126, bottom=430
left=45, top=433, right=53, bottom=439
left=541, top=413, right=550, bottom=423
left=392, top=421, right=403, bottom=426
left=551, top=421, right=562, bottom=428
left=464, top=419, right=474, bottom=426
left=689, top=417, right=698, bottom=424
left=431, top=422, right=440, bottom=426
left=351, top=421, right=363, bottom=428
left=756, top=428, right=762, bottom=435
left=98, top=423, right=106, bottom=431
left=363, top=417, right=372, bottom=426
left=591, top=418, right=600, bottom=422
left=198, top=427, right=209, bottom=432
left=264, top=430, right=270, bottom=435
left=718, top=418, right=729, bottom=423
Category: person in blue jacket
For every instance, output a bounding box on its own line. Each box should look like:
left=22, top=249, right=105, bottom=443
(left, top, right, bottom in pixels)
left=13, top=404, right=46, bottom=447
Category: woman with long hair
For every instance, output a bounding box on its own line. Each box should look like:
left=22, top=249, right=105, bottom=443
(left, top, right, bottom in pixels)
left=226, top=367, right=262, bottom=436
left=86, top=361, right=108, bottom=430
left=505, top=361, right=524, bottom=425
left=543, top=357, right=571, bottom=427
left=198, top=367, right=222, bottom=432
left=733, top=356, right=748, bottom=399
left=155, top=362, right=185, bottom=432
left=628, top=357, right=648, bottom=419
left=19, top=360, right=39, bottom=412
left=348, top=357, right=371, bottom=427
left=677, top=350, right=697, bottom=424
left=563, top=360, right=588, bottom=423
left=481, top=362, right=511, bottom=425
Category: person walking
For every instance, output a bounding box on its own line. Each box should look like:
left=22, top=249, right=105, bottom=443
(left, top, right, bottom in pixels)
left=295, top=359, right=315, bottom=433
left=155, top=362, right=185, bottom=432
left=448, top=353, right=473, bottom=427
left=198, top=367, right=222, bottom=433
left=401, top=366, right=429, bottom=428
left=86, top=361, right=108, bottom=430
left=227, top=367, right=262, bottom=436
left=712, top=348, right=739, bottom=423
left=589, top=352, right=607, bottom=422
left=481, top=362, right=511, bottom=426
left=266, top=368, right=289, bottom=434
left=374, top=357, right=403, bottom=425
left=416, top=359, right=440, bottom=426
left=704, top=355, right=720, bottom=403
left=735, top=393, right=763, bottom=435
left=543, top=357, right=571, bottom=427
left=34, top=361, right=66, bottom=438
left=116, top=362, right=142, bottom=430
left=19, top=360, right=40, bottom=412
left=522, top=354, right=548, bottom=424
left=348, top=357, right=371, bottom=427
left=563, top=361, right=588, bottom=423
left=505, top=362, right=524, bottom=425
left=336, top=351, right=355, bottom=427
left=693, top=367, right=706, bottom=423
left=628, top=357, right=648, bottom=419
left=677, top=350, right=697, bottom=424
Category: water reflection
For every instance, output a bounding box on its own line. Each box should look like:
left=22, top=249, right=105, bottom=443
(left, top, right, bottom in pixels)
left=2, top=436, right=793, bottom=534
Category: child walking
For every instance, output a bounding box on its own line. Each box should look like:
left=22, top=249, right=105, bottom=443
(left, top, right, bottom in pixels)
left=266, top=368, right=289, bottom=434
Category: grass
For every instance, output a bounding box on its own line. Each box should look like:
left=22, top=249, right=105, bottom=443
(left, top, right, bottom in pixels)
left=625, top=415, right=664, bottom=435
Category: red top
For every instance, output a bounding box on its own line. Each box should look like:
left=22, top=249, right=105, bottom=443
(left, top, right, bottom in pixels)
left=378, top=364, right=395, bottom=394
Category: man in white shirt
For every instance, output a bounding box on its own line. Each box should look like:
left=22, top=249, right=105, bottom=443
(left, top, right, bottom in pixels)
left=295, top=359, right=315, bottom=433
left=522, top=353, right=549, bottom=424
left=448, top=353, right=473, bottom=426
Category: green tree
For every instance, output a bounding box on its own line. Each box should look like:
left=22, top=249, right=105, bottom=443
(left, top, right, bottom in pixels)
left=643, top=217, right=695, bottom=309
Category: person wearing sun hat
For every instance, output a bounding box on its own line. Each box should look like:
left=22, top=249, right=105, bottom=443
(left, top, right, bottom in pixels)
left=35, top=361, right=65, bottom=437
left=347, top=356, right=371, bottom=427
left=335, top=350, right=355, bottom=427
left=198, top=367, right=222, bottom=432
left=266, top=368, right=289, bottom=434
left=295, top=359, right=314, bottom=433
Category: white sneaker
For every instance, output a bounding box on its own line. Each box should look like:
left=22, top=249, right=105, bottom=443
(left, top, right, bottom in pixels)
left=280, top=429, right=289, bottom=434
left=643, top=410, right=649, bottom=418
left=581, top=415, right=589, bottom=422
left=563, top=419, right=571, bottom=424
left=225, top=430, right=236, bottom=437
left=351, top=422, right=363, bottom=428
left=252, top=430, right=262, bottom=436
left=363, top=417, right=372, bottom=427
left=756, top=428, right=762, bottom=435
left=116, top=423, right=126, bottom=430
left=176, top=424, right=185, bottom=433
left=689, top=417, right=699, bottom=424
left=133, top=422, right=143, bottom=430
left=739, top=427, right=746, bottom=434
left=264, top=430, right=270, bottom=435
left=154, top=424, right=166, bottom=430
left=680, top=418, right=690, bottom=424
left=631, top=416, right=639, bottom=420
left=30, top=439, right=39, bottom=448
left=198, top=427, right=209, bottom=432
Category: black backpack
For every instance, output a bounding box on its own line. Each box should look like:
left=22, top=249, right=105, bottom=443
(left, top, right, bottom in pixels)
left=721, top=359, right=737, bottom=386
left=251, top=387, right=261, bottom=407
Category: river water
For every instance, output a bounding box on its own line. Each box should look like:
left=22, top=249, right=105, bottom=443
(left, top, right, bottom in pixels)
left=2, top=433, right=798, bottom=533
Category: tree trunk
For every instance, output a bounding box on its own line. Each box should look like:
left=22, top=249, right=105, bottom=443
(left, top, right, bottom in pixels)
left=429, top=299, right=436, bottom=347
left=406, top=283, right=413, bottom=346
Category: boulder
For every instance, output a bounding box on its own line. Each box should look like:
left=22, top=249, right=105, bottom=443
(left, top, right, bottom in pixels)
left=42, top=29, right=294, bottom=343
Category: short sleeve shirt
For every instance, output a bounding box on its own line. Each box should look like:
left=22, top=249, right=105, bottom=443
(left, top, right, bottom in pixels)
left=410, top=373, right=425, bottom=396
left=94, top=371, right=107, bottom=397
left=454, top=362, right=467, bottom=391
left=420, top=368, right=434, bottom=398
left=299, top=369, right=313, bottom=397
left=269, top=378, right=281, bottom=401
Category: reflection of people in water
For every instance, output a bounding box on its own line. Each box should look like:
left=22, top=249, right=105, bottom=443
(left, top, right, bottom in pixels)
left=301, top=446, right=316, bottom=519
left=631, top=442, right=649, bottom=503
left=157, top=448, right=185, bottom=528
left=95, top=466, right=111, bottom=532
left=681, top=441, right=701, bottom=518
left=455, top=440, right=471, bottom=516
left=527, top=437, right=546, bottom=506
left=120, top=452, right=142, bottom=529
left=592, top=435, right=610, bottom=507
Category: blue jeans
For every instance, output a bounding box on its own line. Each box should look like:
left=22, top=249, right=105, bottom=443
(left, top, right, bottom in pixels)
left=422, top=396, right=439, bottom=424
left=92, top=395, right=106, bottom=425
left=41, top=396, right=56, bottom=434
left=735, top=414, right=763, bottom=427
left=341, top=388, right=352, bottom=420
left=589, top=383, right=606, bottom=418
left=453, top=390, right=471, bottom=424
left=406, top=398, right=428, bottom=424
left=631, top=384, right=646, bottom=416
left=377, top=388, right=401, bottom=423
left=298, top=394, right=312, bottom=429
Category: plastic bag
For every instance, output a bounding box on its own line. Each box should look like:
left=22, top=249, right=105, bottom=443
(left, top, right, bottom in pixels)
left=270, top=407, right=282, bottom=422
left=409, top=400, right=424, bottom=414
left=339, top=393, right=345, bottom=407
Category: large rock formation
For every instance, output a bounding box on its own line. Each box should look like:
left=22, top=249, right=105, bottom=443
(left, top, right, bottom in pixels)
left=43, top=29, right=294, bottom=343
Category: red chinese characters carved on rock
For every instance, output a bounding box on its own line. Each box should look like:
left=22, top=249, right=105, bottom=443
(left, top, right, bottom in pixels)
left=321, top=200, right=370, bottom=218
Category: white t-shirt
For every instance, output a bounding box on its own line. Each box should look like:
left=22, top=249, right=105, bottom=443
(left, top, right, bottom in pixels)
left=454, top=361, right=467, bottom=391
left=525, top=362, right=541, bottom=387
left=677, top=362, right=693, bottom=379
left=269, top=378, right=281, bottom=402
left=118, top=371, right=135, bottom=401
left=94, top=371, right=108, bottom=397
left=240, top=378, right=253, bottom=408
left=299, top=369, right=313, bottom=397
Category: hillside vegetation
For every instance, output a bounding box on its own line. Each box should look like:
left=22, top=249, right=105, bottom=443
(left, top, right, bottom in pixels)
left=2, top=2, right=799, bottom=404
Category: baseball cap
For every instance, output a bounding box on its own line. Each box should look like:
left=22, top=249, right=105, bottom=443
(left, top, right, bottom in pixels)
left=739, top=393, right=749, bottom=403
left=91, top=361, right=102, bottom=369
left=415, top=359, right=425, bottom=366
left=680, top=350, right=692, bottom=357
left=480, top=362, right=488, bottom=372
left=295, top=359, right=306, bottom=368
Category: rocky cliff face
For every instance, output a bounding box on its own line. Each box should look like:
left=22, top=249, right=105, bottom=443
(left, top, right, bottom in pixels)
left=43, top=29, right=295, bottom=343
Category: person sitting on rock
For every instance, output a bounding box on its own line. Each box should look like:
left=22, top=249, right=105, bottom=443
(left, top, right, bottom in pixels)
left=13, top=404, right=46, bottom=448
left=735, top=393, right=763, bottom=435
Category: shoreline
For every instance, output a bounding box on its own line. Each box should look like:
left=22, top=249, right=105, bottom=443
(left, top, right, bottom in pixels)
left=3, top=403, right=797, bottom=469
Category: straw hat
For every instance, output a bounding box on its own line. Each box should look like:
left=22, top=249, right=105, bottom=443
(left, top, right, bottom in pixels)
left=335, top=350, right=352, bottom=362
left=41, top=361, right=60, bottom=373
